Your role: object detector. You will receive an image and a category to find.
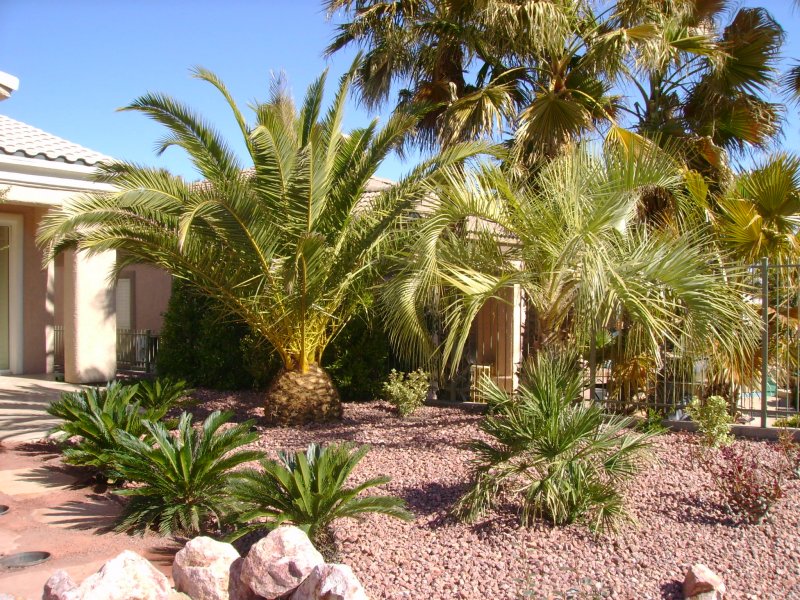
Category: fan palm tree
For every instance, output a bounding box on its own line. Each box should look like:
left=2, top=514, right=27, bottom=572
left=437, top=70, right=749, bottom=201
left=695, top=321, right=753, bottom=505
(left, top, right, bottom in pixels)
left=384, top=140, right=759, bottom=388
left=714, top=154, right=800, bottom=264
left=37, top=61, right=490, bottom=424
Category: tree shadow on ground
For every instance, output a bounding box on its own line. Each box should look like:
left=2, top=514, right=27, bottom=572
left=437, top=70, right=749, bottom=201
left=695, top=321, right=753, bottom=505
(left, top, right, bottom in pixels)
left=399, top=480, right=470, bottom=520
left=41, top=495, right=120, bottom=533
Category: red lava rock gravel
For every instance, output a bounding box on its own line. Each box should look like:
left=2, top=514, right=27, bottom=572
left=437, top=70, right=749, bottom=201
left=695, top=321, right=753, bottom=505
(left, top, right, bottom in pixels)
left=196, top=393, right=800, bottom=599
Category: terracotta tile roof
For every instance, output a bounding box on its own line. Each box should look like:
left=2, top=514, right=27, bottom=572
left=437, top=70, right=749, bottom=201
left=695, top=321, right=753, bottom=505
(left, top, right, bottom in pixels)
left=0, top=114, right=111, bottom=166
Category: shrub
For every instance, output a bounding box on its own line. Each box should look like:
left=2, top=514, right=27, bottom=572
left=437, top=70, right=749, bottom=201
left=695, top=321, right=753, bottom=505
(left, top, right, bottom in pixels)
left=157, top=281, right=278, bottom=389
left=111, top=411, right=262, bottom=536
left=774, top=414, right=800, bottom=428
left=687, top=395, right=734, bottom=448
left=454, top=353, right=656, bottom=533
left=639, top=408, right=668, bottom=435
left=229, top=443, right=413, bottom=548
left=777, top=427, right=800, bottom=480
left=382, top=369, right=429, bottom=416
left=47, top=382, right=171, bottom=479
left=323, top=309, right=393, bottom=401
left=706, top=444, right=784, bottom=523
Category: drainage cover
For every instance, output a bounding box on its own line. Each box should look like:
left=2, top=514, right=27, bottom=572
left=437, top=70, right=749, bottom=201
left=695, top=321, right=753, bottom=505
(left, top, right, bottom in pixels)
left=0, top=551, right=51, bottom=569
left=0, top=505, right=8, bottom=515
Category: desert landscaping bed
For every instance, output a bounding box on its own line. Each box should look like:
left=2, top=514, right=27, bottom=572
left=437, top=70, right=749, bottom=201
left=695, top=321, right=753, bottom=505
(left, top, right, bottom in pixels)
left=184, top=392, right=800, bottom=599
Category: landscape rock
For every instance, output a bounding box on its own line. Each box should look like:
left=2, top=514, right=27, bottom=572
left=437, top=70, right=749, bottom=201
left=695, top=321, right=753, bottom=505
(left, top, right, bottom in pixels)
left=229, top=558, right=260, bottom=600
left=74, top=550, right=171, bottom=600
left=43, top=570, right=78, bottom=600
left=683, top=564, right=726, bottom=599
left=167, top=593, right=193, bottom=600
left=291, top=564, right=368, bottom=600
left=240, top=526, right=324, bottom=599
left=173, top=536, right=241, bottom=600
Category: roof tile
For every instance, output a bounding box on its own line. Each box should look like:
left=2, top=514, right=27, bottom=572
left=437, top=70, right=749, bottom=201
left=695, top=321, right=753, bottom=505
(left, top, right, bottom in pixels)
left=0, top=114, right=111, bottom=166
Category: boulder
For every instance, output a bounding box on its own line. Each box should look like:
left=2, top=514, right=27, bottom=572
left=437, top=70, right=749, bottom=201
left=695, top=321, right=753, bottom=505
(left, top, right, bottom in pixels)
left=43, top=570, right=79, bottom=600
left=173, top=536, right=241, bottom=600
left=291, top=564, right=368, bottom=600
left=167, top=594, right=193, bottom=600
left=683, top=564, right=726, bottom=600
left=240, top=527, right=324, bottom=599
left=229, top=558, right=260, bottom=600
left=74, top=550, right=171, bottom=600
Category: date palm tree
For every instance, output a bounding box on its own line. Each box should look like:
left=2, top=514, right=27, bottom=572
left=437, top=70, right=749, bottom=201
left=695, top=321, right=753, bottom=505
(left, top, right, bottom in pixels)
left=37, top=61, right=489, bottom=424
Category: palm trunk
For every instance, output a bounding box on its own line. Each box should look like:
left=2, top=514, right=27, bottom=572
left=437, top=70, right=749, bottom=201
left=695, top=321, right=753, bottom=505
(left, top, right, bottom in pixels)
left=264, top=364, right=342, bottom=425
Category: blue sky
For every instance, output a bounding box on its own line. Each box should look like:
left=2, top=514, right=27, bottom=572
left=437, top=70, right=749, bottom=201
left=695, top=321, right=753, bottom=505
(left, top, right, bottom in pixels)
left=1, top=0, right=799, bottom=182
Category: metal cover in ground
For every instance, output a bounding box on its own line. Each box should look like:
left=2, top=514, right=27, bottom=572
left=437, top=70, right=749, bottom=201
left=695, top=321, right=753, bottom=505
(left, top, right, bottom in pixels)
left=0, top=551, right=51, bottom=569
left=0, top=505, right=8, bottom=515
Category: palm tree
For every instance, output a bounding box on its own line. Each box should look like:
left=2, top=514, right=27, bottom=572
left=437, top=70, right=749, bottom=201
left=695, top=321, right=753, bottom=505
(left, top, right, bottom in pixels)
left=37, top=62, right=489, bottom=424
left=384, top=140, right=759, bottom=394
left=714, top=154, right=800, bottom=264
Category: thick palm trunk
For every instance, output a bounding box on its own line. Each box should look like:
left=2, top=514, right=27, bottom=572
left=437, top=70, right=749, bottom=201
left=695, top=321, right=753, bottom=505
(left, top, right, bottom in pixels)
left=264, top=364, right=342, bottom=425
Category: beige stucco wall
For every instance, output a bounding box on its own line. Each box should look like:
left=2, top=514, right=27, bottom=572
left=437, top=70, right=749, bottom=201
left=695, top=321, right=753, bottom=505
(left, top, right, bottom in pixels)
left=118, top=263, right=172, bottom=333
left=0, top=206, right=51, bottom=373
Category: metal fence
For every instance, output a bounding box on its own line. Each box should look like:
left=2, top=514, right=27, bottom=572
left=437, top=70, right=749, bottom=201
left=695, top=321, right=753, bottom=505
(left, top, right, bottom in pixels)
left=52, top=326, right=160, bottom=374
left=586, top=259, right=800, bottom=429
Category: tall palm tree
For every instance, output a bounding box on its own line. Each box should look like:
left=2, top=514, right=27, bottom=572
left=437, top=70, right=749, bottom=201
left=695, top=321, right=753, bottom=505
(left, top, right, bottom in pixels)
left=37, top=62, right=489, bottom=424
left=384, top=140, right=759, bottom=390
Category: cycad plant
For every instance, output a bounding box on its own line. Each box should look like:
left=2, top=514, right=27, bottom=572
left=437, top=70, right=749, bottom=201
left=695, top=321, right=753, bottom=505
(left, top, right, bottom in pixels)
left=454, top=353, right=656, bottom=533
left=133, top=377, right=194, bottom=412
left=47, top=382, right=170, bottom=479
left=229, top=442, right=412, bottom=547
left=36, top=60, right=489, bottom=424
left=112, top=411, right=262, bottom=536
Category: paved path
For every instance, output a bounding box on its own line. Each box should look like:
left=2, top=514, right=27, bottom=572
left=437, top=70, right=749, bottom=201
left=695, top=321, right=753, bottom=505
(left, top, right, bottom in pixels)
left=0, top=375, right=84, bottom=443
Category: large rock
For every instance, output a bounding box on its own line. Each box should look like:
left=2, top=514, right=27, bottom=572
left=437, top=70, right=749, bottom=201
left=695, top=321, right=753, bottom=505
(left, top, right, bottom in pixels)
left=173, top=536, right=241, bottom=600
left=683, top=564, right=726, bottom=600
left=240, top=527, right=325, bottom=599
left=43, top=570, right=79, bottom=600
left=229, top=558, right=259, bottom=600
left=291, top=564, right=368, bottom=600
left=74, top=550, right=171, bottom=600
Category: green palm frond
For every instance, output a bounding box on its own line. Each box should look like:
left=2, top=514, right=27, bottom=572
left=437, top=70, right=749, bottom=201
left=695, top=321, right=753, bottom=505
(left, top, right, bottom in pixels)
left=228, top=442, right=412, bottom=545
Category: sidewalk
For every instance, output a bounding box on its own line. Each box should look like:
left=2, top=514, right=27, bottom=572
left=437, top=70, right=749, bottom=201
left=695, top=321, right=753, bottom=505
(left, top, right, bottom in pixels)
left=0, top=375, right=83, bottom=443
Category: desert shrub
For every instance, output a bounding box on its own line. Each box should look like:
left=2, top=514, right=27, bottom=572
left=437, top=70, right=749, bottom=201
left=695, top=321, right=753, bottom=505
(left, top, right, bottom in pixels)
left=454, top=353, right=656, bottom=533
left=706, top=444, right=785, bottom=523
left=229, top=442, right=412, bottom=548
left=382, top=369, right=429, bottom=416
left=47, top=382, right=171, bottom=479
left=777, top=427, right=800, bottom=479
left=638, top=408, right=668, bottom=435
left=111, top=411, right=262, bottom=536
left=774, top=414, right=800, bottom=428
left=157, top=281, right=278, bottom=389
left=687, top=395, right=734, bottom=448
left=323, top=309, right=393, bottom=401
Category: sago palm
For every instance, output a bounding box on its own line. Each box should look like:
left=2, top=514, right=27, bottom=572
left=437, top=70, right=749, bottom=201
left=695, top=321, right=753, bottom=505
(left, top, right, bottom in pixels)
left=112, top=410, right=262, bottom=536
left=37, top=60, right=489, bottom=424
left=229, top=442, right=412, bottom=547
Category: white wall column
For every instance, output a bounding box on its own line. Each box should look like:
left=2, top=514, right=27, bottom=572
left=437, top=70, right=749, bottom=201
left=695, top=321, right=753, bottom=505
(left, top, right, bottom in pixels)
left=63, top=248, right=116, bottom=383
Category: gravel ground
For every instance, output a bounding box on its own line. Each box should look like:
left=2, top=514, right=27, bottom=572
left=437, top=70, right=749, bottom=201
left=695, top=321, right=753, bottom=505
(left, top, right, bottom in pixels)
left=194, top=391, right=800, bottom=599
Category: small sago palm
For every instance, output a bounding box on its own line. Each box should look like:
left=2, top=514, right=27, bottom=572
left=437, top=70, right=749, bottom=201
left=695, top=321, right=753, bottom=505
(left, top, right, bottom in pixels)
left=47, top=382, right=168, bottom=480
left=111, top=410, right=262, bottom=536
left=229, top=442, right=412, bottom=547
left=454, top=353, right=656, bottom=533
left=36, top=59, right=489, bottom=424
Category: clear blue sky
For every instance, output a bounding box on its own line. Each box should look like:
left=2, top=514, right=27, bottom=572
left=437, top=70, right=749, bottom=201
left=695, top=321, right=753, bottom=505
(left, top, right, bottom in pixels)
left=1, top=0, right=799, bottom=182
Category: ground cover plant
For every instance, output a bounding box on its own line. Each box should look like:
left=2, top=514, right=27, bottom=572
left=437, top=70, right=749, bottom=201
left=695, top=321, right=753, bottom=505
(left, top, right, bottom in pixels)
left=229, top=442, right=412, bottom=549
left=455, top=353, right=656, bottom=533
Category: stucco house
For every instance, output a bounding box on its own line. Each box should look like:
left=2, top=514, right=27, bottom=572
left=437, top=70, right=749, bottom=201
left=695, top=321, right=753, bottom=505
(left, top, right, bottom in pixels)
left=0, top=110, right=171, bottom=383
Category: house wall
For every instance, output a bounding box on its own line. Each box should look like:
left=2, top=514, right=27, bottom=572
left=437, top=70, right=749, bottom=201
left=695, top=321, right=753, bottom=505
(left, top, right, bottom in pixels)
left=117, top=263, right=172, bottom=333
left=0, top=205, right=51, bottom=374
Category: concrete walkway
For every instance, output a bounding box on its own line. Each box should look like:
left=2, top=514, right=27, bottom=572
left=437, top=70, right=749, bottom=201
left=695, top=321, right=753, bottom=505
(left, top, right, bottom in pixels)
left=0, top=375, right=84, bottom=443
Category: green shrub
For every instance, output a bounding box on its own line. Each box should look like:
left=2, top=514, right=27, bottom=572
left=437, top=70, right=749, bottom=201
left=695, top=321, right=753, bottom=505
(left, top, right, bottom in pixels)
left=323, top=310, right=393, bottom=401
left=639, top=408, right=668, bottom=435
left=774, top=414, right=800, bottom=428
left=687, top=395, right=734, bottom=448
left=229, top=443, right=412, bottom=548
left=454, top=353, right=656, bottom=533
left=157, top=281, right=278, bottom=389
left=382, top=369, right=429, bottom=416
left=47, top=382, right=171, bottom=479
left=112, top=411, right=262, bottom=536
